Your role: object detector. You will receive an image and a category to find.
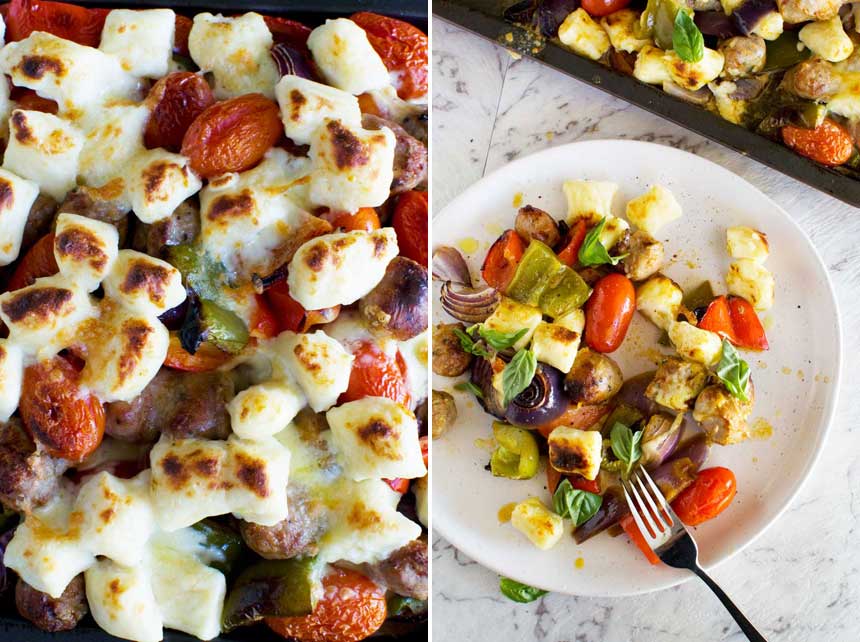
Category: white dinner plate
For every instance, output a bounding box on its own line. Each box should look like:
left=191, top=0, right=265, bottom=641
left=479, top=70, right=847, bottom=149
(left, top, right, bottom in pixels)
left=431, top=139, right=842, bottom=597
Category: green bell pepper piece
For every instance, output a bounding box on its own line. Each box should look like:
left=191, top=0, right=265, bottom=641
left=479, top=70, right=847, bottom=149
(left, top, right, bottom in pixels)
left=506, top=240, right=563, bottom=307
left=539, top=266, right=591, bottom=318
left=683, top=280, right=715, bottom=312
left=490, top=422, right=539, bottom=480
left=222, top=558, right=321, bottom=631
left=191, top=520, right=244, bottom=576
left=198, top=299, right=249, bottom=354
left=603, top=404, right=644, bottom=435
left=641, top=0, right=688, bottom=50
left=762, top=32, right=811, bottom=72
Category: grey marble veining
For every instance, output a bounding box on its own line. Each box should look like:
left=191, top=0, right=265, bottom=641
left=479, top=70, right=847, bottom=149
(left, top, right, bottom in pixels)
left=431, top=19, right=860, bottom=642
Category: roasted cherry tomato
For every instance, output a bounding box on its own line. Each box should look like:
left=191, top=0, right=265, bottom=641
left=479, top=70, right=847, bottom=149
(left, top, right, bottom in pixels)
left=6, top=0, right=108, bottom=46
left=340, top=340, right=410, bottom=407
left=584, top=273, right=635, bottom=353
left=321, top=207, right=381, bottom=232
left=145, top=72, right=215, bottom=152
left=581, top=0, right=633, bottom=16
left=263, top=15, right=312, bottom=49
left=250, top=294, right=279, bottom=339
left=163, top=332, right=231, bottom=372
left=181, top=93, right=283, bottom=178
left=536, top=403, right=610, bottom=438
left=19, top=356, right=105, bottom=463
left=264, top=281, right=340, bottom=334
left=12, top=89, right=58, bottom=114
left=671, top=467, right=737, bottom=526
left=392, top=190, right=428, bottom=266
left=727, top=296, right=769, bottom=351
left=546, top=466, right=600, bottom=495
left=782, top=118, right=853, bottom=167
left=351, top=12, right=428, bottom=100
left=619, top=513, right=661, bottom=565
left=481, top=229, right=525, bottom=292
left=173, top=14, right=193, bottom=56
left=556, top=219, right=587, bottom=267
left=266, top=567, right=386, bottom=642
left=6, top=233, right=58, bottom=291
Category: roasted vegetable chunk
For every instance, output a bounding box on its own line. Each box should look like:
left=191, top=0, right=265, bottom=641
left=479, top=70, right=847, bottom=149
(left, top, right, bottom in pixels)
left=693, top=383, right=756, bottom=445
left=645, top=357, right=708, bottom=411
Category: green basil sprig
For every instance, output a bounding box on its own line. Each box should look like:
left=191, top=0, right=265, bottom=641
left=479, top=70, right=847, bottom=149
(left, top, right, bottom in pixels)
left=578, top=218, right=628, bottom=267
left=501, top=349, right=537, bottom=406
left=610, top=422, right=643, bottom=477
left=552, top=479, right=603, bottom=527
left=716, top=338, right=751, bottom=401
left=499, top=577, right=548, bottom=603
left=453, top=327, right=491, bottom=359
left=454, top=381, right=484, bottom=399
left=479, top=326, right=528, bottom=351
left=673, top=10, right=704, bottom=63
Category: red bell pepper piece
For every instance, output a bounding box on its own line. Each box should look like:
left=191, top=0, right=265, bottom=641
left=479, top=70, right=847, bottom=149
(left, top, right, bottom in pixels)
left=698, top=296, right=738, bottom=343
left=619, top=513, right=660, bottom=565
left=556, top=219, right=587, bottom=267
left=727, top=296, right=769, bottom=351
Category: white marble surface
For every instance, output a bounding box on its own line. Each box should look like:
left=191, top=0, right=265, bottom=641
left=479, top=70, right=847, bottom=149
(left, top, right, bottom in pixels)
left=430, top=18, right=860, bottom=642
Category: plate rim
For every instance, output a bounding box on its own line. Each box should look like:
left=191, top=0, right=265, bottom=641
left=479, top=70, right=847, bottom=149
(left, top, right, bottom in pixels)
left=431, top=138, right=843, bottom=598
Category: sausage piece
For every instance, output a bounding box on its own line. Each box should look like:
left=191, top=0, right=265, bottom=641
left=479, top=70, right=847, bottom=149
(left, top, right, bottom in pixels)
left=431, top=390, right=457, bottom=439
left=16, top=575, right=88, bottom=632
left=359, top=257, right=428, bottom=341
left=719, top=36, right=766, bottom=79
left=58, top=186, right=129, bottom=244
left=432, top=323, right=473, bottom=377
left=0, top=417, right=68, bottom=513
left=19, top=194, right=58, bottom=254
left=564, top=348, right=623, bottom=405
left=131, top=199, right=200, bottom=257
left=371, top=538, right=428, bottom=600
left=693, top=382, right=755, bottom=445
left=362, top=113, right=428, bottom=194
left=617, top=230, right=665, bottom=282
left=514, top=205, right=560, bottom=248
left=785, top=59, right=840, bottom=101
left=239, top=484, right=329, bottom=559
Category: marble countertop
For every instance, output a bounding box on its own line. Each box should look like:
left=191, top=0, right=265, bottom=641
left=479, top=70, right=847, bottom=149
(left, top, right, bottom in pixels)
left=431, top=19, right=860, bottom=642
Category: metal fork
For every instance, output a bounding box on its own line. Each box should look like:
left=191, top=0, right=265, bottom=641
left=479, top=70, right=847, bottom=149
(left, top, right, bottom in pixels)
left=622, top=468, right=768, bottom=642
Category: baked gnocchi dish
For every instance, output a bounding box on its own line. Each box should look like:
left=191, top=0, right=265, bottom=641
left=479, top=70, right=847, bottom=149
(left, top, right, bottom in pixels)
left=0, top=1, right=428, bottom=641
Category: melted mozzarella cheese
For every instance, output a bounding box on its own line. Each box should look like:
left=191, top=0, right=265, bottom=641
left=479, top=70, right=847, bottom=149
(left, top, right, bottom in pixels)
left=307, top=19, right=390, bottom=95
left=149, top=434, right=291, bottom=531
left=0, top=32, right=139, bottom=116
left=275, top=75, right=362, bottom=146
left=287, top=229, right=399, bottom=309
left=326, top=397, right=426, bottom=481
left=272, top=330, right=354, bottom=412
left=53, top=213, right=120, bottom=291
left=188, top=12, right=279, bottom=99
left=126, top=148, right=202, bottom=223
left=0, top=340, right=23, bottom=421
left=228, top=379, right=306, bottom=440
left=0, top=167, right=39, bottom=266
left=86, top=560, right=164, bottom=642
left=308, top=118, right=395, bottom=212
left=3, top=109, right=84, bottom=200
left=102, top=250, right=186, bottom=317
left=100, top=9, right=176, bottom=78
left=563, top=179, right=618, bottom=225
left=78, top=103, right=149, bottom=194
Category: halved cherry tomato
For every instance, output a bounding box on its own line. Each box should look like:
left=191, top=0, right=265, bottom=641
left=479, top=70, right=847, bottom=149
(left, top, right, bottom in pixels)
left=181, top=93, right=283, bottom=178
left=584, top=273, right=635, bottom=353
left=6, top=233, right=58, bottom=291
left=145, top=72, right=215, bottom=152
left=266, top=567, right=386, bottom=642
left=250, top=295, right=279, bottom=339
left=671, top=467, right=737, bottom=526
left=264, top=15, right=312, bottom=49
left=351, top=12, right=428, bottom=100
left=698, top=295, right=737, bottom=343
left=557, top=219, right=587, bottom=267
left=7, top=0, right=108, bottom=46
left=392, top=191, right=428, bottom=266
left=163, top=333, right=231, bottom=372
left=727, top=296, right=769, bottom=351
left=581, top=0, right=633, bottom=16
left=264, top=281, right=340, bottom=334
left=570, top=475, right=600, bottom=494
left=782, top=118, right=853, bottom=167
left=619, top=513, right=661, bottom=565
left=481, top=229, right=525, bottom=292
left=12, top=89, right=58, bottom=114
left=321, top=207, right=381, bottom=232
left=19, top=356, right=105, bottom=463
left=536, top=403, right=610, bottom=438
left=173, top=14, right=193, bottom=56
left=339, top=340, right=410, bottom=406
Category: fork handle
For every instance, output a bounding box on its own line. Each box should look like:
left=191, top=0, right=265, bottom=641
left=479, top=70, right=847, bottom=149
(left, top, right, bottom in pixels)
left=692, top=566, right=768, bottom=642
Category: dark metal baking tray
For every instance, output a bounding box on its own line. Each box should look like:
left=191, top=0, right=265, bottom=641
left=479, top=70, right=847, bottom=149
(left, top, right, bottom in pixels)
left=0, top=1, right=428, bottom=640
left=435, top=0, right=860, bottom=207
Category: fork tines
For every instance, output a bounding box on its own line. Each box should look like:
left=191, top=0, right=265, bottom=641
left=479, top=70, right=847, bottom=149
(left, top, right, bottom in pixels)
left=621, top=467, right=681, bottom=550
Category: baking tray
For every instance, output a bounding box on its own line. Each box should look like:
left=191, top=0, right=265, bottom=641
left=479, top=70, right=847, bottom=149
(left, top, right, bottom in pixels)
left=0, top=1, right=428, bottom=640
left=435, top=0, right=860, bottom=207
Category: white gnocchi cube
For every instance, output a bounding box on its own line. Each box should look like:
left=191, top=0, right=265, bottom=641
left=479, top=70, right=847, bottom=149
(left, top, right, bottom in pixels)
left=752, top=12, right=784, bottom=40
left=633, top=45, right=672, bottom=85
left=665, top=47, right=725, bottom=91
left=275, top=76, right=361, bottom=146
left=287, top=229, right=399, bottom=310
left=626, top=184, right=682, bottom=236
left=127, top=149, right=202, bottom=223
left=563, top=179, right=618, bottom=225
left=101, top=250, right=186, bottom=317
left=636, top=274, right=683, bottom=330
left=726, top=226, right=769, bottom=263
left=547, top=426, right=603, bottom=480
left=558, top=8, right=611, bottom=61
left=726, top=259, right=775, bottom=310
left=554, top=308, right=586, bottom=334
left=308, top=18, right=391, bottom=94
left=0, top=340, right=23, bottom=421
left=86, top=560, right=163, bottom=642
left=510, top=497, right=564, bottom=550
left=601, top=9, right=650, bottom=53
left=598, top=215, right=630, bottom=250
left=100, top=9, right=175, bottom=78
left=78, top=104, right=149, bottom=192
left=799, top=16, right=853, bottom=62
left=53, top=213, right=120, bottom=292
left=188, top=12, right=279, bottom=99
left=0, top=167, right=39, bottom=266
left=228, top=380, right=306, bottom=440
left=530, top=321, right=581, bottom=373
left=668, top=321, right=723, bottom=365
left=484, top=297, right=543, bottom=351
left=273, top=330, right=355, bottom=412
left=308, top=118, right=396, bottom=212
left=326, top=396, right=426, bottom=481
left=3, top=110, right=84, bottom=201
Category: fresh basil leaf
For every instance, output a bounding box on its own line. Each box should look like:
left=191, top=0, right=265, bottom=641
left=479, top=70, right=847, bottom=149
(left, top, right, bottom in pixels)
left=716, top=338, right=751, bottom=401
left=672, top=10, right=704, bottom=63
left=577, top=218, right=627, bottom=267
left=501, top=349, right=537, bottom=407
left=552, top=479, right=603, bottom=526
left=453, top=327, right=491, bottom=359
left=454, top=381, right=484, bottom=399
left=499, top=577, right=548, bottom=603
left=478, top=326, right=528, bottom=351
left=610, top=422, right=643, bottom=476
